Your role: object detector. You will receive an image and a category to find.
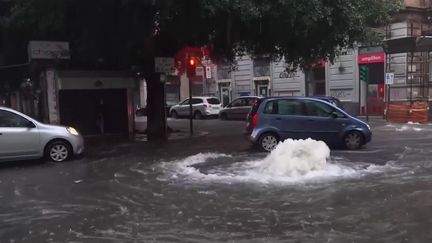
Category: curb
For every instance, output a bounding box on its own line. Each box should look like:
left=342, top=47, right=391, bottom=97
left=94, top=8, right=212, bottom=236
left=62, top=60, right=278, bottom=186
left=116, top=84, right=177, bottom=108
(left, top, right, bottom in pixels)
left=134, top=131, right=209, bottom=142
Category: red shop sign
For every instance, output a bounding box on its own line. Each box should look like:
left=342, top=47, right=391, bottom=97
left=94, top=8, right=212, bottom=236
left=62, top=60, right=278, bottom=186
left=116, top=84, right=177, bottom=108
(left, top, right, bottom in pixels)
left=358, top=53, right=385, bottom=64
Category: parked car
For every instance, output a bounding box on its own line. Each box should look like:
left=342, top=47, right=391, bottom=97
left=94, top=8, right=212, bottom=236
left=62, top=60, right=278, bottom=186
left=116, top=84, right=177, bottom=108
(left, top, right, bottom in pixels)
left=0, top=106, right=84, bottom=162
left=169, top=97, right=222, bottom=119
left=244, top=97, right=371, bottom=151
left=219, top=96, right=260, bottom=120
left=312, top=96, right=344, bottom=110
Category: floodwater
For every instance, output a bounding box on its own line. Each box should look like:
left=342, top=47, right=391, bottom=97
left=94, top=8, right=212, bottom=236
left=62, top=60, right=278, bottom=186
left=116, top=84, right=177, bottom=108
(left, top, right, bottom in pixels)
left=1, top=137, right=432, bottom=242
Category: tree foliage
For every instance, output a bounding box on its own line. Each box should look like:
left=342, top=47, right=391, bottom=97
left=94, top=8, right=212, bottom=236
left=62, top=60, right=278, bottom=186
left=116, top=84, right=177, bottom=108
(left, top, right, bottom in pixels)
left=161, top=0, right=400, bottom=67
left=0, top=0, right=400, bottom=139
left=1, top=0, right=400, bottom=68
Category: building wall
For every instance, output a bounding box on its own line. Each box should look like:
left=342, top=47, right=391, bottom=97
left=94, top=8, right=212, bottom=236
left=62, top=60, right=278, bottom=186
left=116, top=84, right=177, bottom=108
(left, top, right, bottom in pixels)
left=271, top=60, right=304, bottom=96
left=327, top=50, right=359, bottom=114
left=233, top=56, right=254, bottom=97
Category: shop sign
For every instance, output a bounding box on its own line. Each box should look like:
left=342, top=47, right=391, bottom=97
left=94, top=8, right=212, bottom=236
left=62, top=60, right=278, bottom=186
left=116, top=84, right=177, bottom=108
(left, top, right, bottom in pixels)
left=28, top=41, right=70, bottom=60
left=358, top=53, right=385, bottom=64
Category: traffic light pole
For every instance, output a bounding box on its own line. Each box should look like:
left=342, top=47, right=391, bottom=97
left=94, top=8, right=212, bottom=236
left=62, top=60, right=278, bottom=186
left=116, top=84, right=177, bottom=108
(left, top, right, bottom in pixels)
left=359, top=65, right=369, bottom=122
left=186, top=56, right=196, bottom=136
left=189, top=76, right=193, bottom=136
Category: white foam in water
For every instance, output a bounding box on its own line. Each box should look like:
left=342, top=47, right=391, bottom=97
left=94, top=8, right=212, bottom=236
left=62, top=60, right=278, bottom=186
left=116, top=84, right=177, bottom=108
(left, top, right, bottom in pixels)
left=259, top=139, right=329, bottom=177
left=396, top=125, right=423, bottom=132
left=158, top=139, right=393, bottom=185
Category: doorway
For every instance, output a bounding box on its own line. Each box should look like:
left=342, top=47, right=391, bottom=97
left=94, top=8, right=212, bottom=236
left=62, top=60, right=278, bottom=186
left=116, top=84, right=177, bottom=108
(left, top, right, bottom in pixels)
left=360, top=63, right=385, bottom=115
left=219, top=84, right=231, bottom=107
left=255, top=80, right=269, bottom=97
left=59, top=89, right=128, bottom=135
left=257, top=85, right=268, bottom=97
left=306, top=66, right=326, bottom=96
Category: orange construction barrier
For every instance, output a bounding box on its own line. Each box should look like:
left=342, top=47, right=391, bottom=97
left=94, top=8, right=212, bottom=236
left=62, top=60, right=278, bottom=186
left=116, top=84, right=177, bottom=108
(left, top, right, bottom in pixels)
left=386, top=102, right=429, bottom=124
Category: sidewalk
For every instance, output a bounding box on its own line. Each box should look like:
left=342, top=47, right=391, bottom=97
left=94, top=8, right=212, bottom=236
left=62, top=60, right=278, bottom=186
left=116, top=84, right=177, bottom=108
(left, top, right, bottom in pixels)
left=84, top=130, right=209, bottom=147
left=356, top=116, right=388, bottom=125
left=134, top=130, right=209, bottom=142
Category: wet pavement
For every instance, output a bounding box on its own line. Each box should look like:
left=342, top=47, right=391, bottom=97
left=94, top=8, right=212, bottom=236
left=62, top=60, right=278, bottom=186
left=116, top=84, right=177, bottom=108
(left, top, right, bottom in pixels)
left=1, top=120, right=432, bottom=242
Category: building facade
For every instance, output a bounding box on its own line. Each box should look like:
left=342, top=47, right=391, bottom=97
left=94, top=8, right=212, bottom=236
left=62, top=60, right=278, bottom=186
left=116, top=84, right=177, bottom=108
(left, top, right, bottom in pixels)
left=205, top=52, right=362, bottom=115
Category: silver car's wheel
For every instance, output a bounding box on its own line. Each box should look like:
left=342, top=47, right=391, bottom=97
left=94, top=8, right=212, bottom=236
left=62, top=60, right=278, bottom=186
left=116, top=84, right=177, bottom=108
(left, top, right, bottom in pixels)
left=259, top=133, right=279, bottom=152
left=344, top=131, right=363, bottom=150
left=47, top=141, right=71, bottom=162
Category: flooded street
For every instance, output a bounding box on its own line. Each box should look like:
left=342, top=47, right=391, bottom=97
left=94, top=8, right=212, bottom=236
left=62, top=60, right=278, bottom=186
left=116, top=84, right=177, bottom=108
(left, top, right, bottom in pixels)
left=1, top=121, right=432, bottom=242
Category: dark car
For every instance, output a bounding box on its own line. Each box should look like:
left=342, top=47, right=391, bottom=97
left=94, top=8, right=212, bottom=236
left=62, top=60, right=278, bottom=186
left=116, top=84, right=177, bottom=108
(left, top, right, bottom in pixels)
left=219, top=96, right=260, bottom=120
left=244, top=97, right=371, bottom=151
left=312, top=96, right=344, bottom=110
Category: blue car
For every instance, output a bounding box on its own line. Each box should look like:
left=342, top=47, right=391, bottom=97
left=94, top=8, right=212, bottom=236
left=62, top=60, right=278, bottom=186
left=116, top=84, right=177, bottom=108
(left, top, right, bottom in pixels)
left=245, top=97, right=371, bottom=151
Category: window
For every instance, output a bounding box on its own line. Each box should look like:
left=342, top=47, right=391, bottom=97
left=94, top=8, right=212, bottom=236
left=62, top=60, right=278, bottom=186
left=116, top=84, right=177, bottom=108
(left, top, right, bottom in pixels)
left=305, top=101, right=345, bottom=118
left=264, top=100, right=304, bottom=115
left=192, top=98, right=203, bottom=104
left=180, top=99, right=190, bottom=105
left=206, top=98, right=220, bottom=105
left=0, top=110, right=31, bottom=127
left=247, top=98, right=258, bottom=106
left=231, top=99, right=244, bottom=107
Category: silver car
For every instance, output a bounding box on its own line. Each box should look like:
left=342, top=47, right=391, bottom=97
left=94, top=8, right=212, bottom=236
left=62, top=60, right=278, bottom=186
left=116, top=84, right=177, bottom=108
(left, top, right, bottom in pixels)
left=169, top=97, right=222, bottom=119
left=0, top=106, right=84, bottom=162
left=219, top=96, right=260, bottom=120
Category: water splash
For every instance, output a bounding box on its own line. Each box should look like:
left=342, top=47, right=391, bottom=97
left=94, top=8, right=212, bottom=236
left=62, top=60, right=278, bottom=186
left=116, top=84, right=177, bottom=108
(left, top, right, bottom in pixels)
left=158, top=139, right=393, bottom=185
left=259, top=139, right=329, bottom=177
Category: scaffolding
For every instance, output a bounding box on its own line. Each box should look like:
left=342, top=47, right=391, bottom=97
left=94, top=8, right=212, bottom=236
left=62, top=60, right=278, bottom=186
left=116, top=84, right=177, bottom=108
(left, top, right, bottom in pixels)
left=384, top=23, right=431, bottom=103
left=383, top=22, right=432, bottom=123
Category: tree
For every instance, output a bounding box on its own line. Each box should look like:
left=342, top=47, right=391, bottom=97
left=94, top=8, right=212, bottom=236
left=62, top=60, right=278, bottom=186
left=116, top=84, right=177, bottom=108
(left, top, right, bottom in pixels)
left=1, top=0, right=399, bottom=140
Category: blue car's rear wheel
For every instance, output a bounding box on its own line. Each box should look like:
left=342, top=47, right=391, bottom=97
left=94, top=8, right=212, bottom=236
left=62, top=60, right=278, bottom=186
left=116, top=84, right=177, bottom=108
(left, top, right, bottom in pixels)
left=259, top=133, right=279, bottom=152
left=344, top=131, right=363, bottom=150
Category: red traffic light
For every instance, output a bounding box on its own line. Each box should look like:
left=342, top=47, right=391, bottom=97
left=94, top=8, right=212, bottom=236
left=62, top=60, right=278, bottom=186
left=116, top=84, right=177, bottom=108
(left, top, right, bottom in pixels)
left=189, top=58, right=195, bottom=66
left=187, top=57, right=197, bottom=77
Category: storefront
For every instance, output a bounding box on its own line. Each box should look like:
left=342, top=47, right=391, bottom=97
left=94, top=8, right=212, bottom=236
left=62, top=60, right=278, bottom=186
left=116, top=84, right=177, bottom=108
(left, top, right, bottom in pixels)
left=358, top=50, right=386, bottom=115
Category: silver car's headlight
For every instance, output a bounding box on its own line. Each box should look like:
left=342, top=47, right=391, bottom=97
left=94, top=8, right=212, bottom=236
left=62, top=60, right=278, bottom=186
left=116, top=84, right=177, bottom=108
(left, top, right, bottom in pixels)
left=67, top=127, right=79, bottom=136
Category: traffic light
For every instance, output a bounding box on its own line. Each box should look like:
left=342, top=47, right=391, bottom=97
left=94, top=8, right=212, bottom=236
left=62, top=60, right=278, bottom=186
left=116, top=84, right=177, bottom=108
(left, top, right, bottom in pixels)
left=359, top=65, right=369, bottom=83
left=186, top=57, right=197, bottom=77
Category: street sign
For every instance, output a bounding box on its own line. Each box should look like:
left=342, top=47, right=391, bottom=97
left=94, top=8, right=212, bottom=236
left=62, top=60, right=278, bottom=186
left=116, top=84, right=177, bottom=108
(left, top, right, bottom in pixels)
left=28, top=41, right=71, bottom=60
left=196, top=66, right=204, bottom=76
left=385, top=72, right=394, bottom=85
left=205, top=66, right=212, bottom=79
left=155, top=57, right=175, bottom=74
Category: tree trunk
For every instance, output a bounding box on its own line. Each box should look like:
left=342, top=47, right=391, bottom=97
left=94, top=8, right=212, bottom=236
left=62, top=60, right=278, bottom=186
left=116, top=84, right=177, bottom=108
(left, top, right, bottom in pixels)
left=146, top=72, right=167, bottom=141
